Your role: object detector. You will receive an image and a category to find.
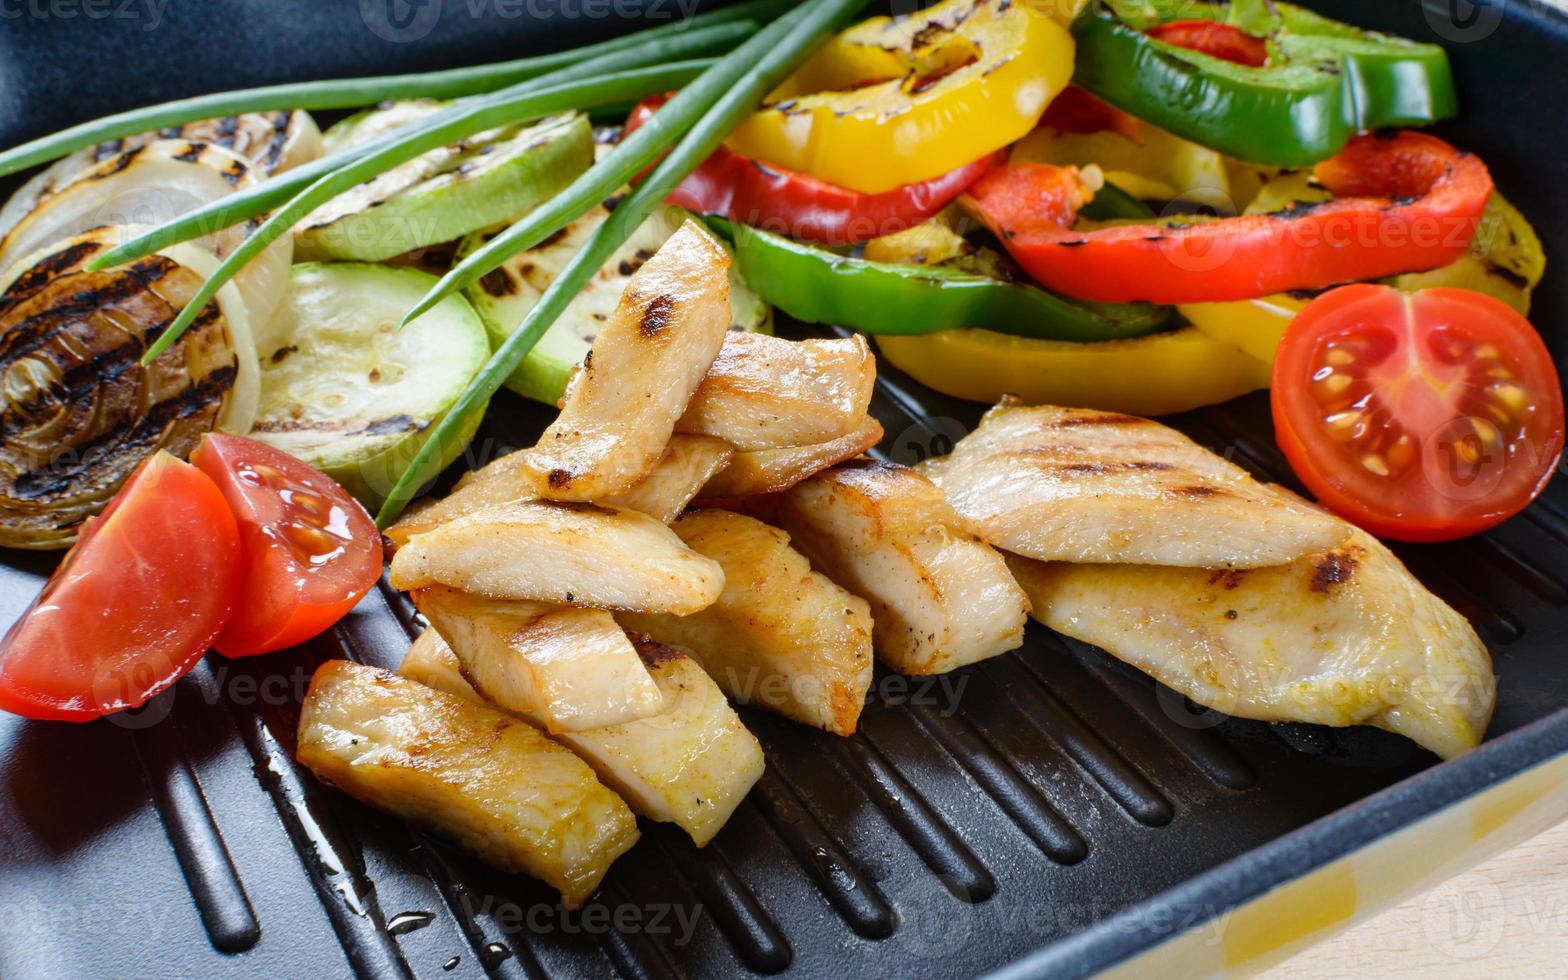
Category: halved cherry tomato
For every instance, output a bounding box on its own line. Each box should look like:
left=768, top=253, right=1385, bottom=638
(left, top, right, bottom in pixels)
left=1272, top=284, right=1564, bottom=541
left=624, top=95, right=1000, bottom=245
left=0, top=452, right=240, bottom=720
left=1147, top=21, right=1268, bottom=68
left=192, top=435, right=381, bottom=657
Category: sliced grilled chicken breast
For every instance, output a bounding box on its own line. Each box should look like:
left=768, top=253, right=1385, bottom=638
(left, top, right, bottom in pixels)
left=414, top=586, right=664, bottom=732
left=619, top=509, right=873, bottom=736
left=389, top=499, right=724, bottom=614
left=1006, top=525, right=1496, bottom=759
left=520, top=221, right=732, bottom=501
left=384, top=451, right=530, bottom=548
left=296, top=660, right=639, bottom=906
left=401, top=629, right=763, bottom=847
left=698, top=417, right=884, bottom=501
left=777, top=460, right=1029, bottom=675
left=921, top=402, right=1349, bottom=567
left=602, top=434, right=735, bottom=523
left=676, top=332, right=876, bottom=450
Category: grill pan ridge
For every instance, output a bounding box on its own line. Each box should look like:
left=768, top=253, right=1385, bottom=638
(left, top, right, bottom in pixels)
left=2, top=2, right=1567, bottom=977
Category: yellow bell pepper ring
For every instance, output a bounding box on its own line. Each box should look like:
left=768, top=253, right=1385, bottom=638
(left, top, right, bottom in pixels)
left=875, top=327, right=1273, bottom=418
left=1180, top=293, right=1309, bottom=364
left=727, top=0, right=1076, bottom=195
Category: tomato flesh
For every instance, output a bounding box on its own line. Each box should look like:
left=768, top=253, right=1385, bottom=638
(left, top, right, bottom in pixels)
left=1272, top=284, right=1564, bottom=541
left=0, top=452, right=240, bottom=720
left=192, top=435, right=382, bottom=657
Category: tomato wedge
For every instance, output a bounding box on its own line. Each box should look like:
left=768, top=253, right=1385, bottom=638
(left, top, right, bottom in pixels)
left=0, top=452, right=240, bottom=720
left=625, top=95, right=1000, bottom=245
left=1272, top=284, right=1564, bottom=541
left=192, top=435, right=382, bottom=657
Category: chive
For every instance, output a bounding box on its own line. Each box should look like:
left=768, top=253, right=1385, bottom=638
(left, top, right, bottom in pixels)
left=0, top=0, right=790, bottom=179
left=136, top=59, right=713, bottom=364
left=87, top=19, right=754, bottom=273
left=375, top=0, right=873, bottom=526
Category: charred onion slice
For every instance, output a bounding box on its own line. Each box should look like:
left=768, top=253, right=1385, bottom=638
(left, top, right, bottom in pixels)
left=0, top=110, right=322, bottom=243
left=0, top=139, right=293, bottom=345
left=0, top=227, right=257, bottom=549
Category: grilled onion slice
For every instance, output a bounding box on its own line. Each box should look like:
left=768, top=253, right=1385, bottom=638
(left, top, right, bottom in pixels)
left=0, top=227, right=257, bottom=549
left=0, top=139, right=294, bottom=346
left=0, top=110, right=322, bottom=243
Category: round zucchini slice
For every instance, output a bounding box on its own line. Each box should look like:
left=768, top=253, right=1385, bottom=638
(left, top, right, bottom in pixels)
left=0, top=139, right=294, bottom=347
left=295, top=108, right=594, bottom=262
left=0, top=226, right=257, bottom=549
left=249, top=262, right=491, bottom=507
left=460, top=205, right=773, bottom=405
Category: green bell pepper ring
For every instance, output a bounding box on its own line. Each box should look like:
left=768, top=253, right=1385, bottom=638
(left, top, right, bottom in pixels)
left=706, top=218, right=1172, bottom=342
left=1072, top=0, right=1457, bottom=167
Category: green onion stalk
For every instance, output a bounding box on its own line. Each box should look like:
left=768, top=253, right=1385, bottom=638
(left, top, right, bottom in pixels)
left=0, top=0, right=791, bottom=178
left=376, top=0, right=876, bottom=526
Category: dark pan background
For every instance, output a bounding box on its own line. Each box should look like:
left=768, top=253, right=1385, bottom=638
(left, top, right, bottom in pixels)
left=2, top=1, right=1567, bottom=978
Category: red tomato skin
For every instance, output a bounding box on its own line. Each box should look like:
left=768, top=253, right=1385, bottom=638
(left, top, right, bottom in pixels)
left=1272, top=284, right=1565, bottom=542
left=966, top=130, right=1493, bottom=304
left=191, top=435, right=382, bottom=658
left=624, top=95, right=1001, bottom=246
left=0, top=452, right=240, bottom=721
left=1147, top=21, right=1269, bottom=67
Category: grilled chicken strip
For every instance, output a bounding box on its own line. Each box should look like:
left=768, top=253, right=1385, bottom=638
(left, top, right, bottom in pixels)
left=619, top=509, right=874, bottom=736
left=1006, top=525, right=1495, bottom=759
left=676, top=332, right=876, bottom=450
left=776, top=460, right=1029, bottom=675
left=921, top=402, right=1349, bottom=567
left=520, top=220, right=732, bottom=501
left=414, top=586, right=664, bottom=732
left=402, top=630, right=763, bottom=846
left=698, top=417, right=884, bottom=501
left=602, top=434, right=735, bottom=523
left=389, top=499, right=724, bottom=614
left=296, top=660, right=639, bottom=905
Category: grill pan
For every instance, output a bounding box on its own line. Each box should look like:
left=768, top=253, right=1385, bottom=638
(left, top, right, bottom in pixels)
left=2, top=1, right=1567, bottom=977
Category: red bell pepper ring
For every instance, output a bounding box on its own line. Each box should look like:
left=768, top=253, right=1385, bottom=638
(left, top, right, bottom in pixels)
left=1038, top=85, right=1146, bottom=143
left=1146, top=21, right=1269, bottom=67
left=963, top=130, right=1493, bottom=305
left=625, top=95, right=1001, bottom=246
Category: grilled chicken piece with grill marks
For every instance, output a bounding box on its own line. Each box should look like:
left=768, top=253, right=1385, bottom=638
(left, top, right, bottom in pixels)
left=402, top=630, right=763, bottom=846
left=921, top=401, right=1349, bottom=568
left=1005, top=524, right=1495, bottom=759
left=520, top=220, right=732, bottom=501
left=602, top=434, right=735, bottom=523
left=296, top=660, right=639, bottom=905
left=676, top=332, right=876, bottom=450
left=389, top=499, right=724, bottom=614
left=776, top=460, right=1029, bottom=675
left=413, top=586, right=664, bottom=732
left=619, top=509, right=873, bottom=736
left=698, top=417, right=884, bottom=502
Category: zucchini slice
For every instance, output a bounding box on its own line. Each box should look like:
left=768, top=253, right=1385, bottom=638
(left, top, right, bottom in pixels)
left=461, top=205, right=773, bottom=405
left=0, top=226, right=257, bottom=549
left=250, top=262, right=491, bottom=506
left=0, top=139, right=294, bottom=347
left=296, top=106, right=594, bottom=262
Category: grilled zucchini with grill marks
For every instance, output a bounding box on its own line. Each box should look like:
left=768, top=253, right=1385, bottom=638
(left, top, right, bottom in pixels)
left=461, top=204, right=771, bottom=404
left=296, top=659, right=640, bottom=906
left=297, top=106, right=593, bottom=261
left=0, top=228, right=257, bottom=549
left=248, top=263, right=490, bottom=507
